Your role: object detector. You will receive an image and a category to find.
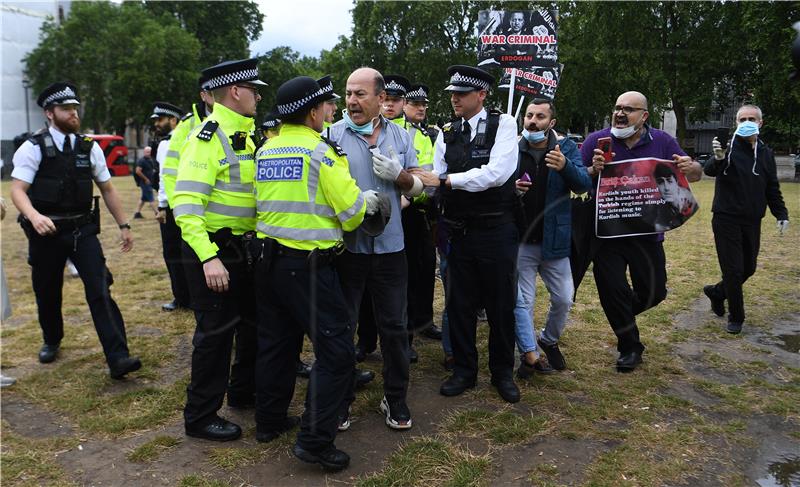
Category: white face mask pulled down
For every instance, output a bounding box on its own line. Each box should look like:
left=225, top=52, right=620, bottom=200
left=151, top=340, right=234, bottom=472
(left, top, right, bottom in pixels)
left=610, top=124, right=638, bottom=139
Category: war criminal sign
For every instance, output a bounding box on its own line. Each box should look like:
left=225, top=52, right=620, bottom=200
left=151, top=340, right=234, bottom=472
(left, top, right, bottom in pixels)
left=476, top=8, right=558, bottom=68
left=595, top=158, right=699, bottom=238
left=498, top=65, right=562, bottom=99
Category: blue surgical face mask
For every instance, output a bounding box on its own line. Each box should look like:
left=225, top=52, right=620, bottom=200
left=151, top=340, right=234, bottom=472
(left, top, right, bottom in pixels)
left=734, top=120, right=759, bottom=137
left=343, top=110, right=376, bottom=136
left=521, top=128, right=547, bottom=143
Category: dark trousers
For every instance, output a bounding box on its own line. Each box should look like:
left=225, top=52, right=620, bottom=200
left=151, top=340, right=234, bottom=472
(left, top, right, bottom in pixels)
left=160, top=208, right=190, bottom=306
left=27, top=223, right=129, bottom=364
left=709, top=214, right=761, bottom=324
left=337, top=251, right=409, bottom=402
left=182, top=238, right=257, bottom=427
left=402, top=206, right=436, bottom=344
left=446, top=221, right=518, bottom=381
left=254, top=249, right=354, bottom=452
left=356, top=289, right=377, bottom=352
left=592, top=236, right=667, bottom=355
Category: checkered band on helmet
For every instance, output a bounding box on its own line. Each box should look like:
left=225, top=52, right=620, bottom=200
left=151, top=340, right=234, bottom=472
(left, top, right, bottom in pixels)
left=262, top=119, right=280, bottom=128
left=276, top=87, right=326, bottom=115
left=153, top=106, right=182, bottom=119
left=385, top=80, right=408, bottom=94
left=202, top=68, right=260, bottom=90
left=406, top=87, right=428, bottom=99
left=43, top=86, right=78, bottom=106
left=319, top=80, right=334, bottom=94
left=450, top=72, right=491, bottom=91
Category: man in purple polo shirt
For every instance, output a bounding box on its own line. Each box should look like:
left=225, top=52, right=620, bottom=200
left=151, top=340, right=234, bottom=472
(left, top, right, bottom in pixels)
left=580, top=91, right=702, bottom=372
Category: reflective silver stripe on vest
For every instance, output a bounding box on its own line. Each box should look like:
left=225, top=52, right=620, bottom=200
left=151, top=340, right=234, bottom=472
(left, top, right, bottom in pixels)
left=337, top=191, right=364, bottom=223
left=207, top=201, right=256, bottom=218
left=306, top=141, right=330, bottom=203
left=162, top=168, right=178, bottom=176
left=216, top=127, right=242, bottom=184
left=173, top=203, right=205, bottom=217
left=256, top=200, right=335, bottom=217
left=215, top=180, right=253, bottom=193
left=257, top=221, right=342, bottom=241
left=166, top=150, right=180, bottom=159
left=174, top=180, right=212, bottom=195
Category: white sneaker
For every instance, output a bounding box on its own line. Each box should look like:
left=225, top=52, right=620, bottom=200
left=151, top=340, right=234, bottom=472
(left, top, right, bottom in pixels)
left=380, top=396, right=412, bottom=430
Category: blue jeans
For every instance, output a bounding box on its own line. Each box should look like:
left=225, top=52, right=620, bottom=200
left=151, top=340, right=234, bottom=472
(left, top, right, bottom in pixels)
left=439, top=249, right=452, bottom=356
left=514, top=243, right=573, bottom=355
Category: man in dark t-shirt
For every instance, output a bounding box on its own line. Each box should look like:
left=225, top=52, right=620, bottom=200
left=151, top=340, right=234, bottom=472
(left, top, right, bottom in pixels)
left=134, top=146, right=157, bottom=219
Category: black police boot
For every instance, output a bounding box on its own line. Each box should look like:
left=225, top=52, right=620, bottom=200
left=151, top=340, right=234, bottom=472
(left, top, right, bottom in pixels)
left=256, top=416, right=300, bottom=443
left=616, top=351, right=643, bottom=373
left=439, top=374, right=476, bottom=397
left=490, top=377, right=521, bottom=403
left=354, top=368, right=375, bottom=389
left=109, top=356, right=142, bottom=379
left=185, top=417, right=242, bottom=442
left=420, top=324, right=443, bottom=340
left=38, top=343, right=60, bottom=364
left=293, top=443, right=350, bottom=471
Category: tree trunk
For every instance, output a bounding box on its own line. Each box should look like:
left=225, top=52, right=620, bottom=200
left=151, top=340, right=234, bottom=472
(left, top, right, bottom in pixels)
left=673, top=100, right=687, bottom=149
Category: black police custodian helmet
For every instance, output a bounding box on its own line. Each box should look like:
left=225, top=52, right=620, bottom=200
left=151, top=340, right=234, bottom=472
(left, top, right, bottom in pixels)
left=37, top=82, right=80, bottom=108
left=261, top=111, right=282, bottom=130
left=150, top=102, right=184, bottom=120
left=444, top=65, right=494, bottom=92
left=406, top=84, right=430, bottom=102
left=275, top=76, right=337, bottom=116
left=201, top=58, right=267, bottom=90
left=316, top=75, right=341, bottom=100
left=383, top=74, right=411, bottom=97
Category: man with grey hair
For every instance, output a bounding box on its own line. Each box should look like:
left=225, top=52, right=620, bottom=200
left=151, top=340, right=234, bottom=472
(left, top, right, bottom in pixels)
left=703, top=104, right=788, bottom=334
left=328, top=67, right=424, bottom=431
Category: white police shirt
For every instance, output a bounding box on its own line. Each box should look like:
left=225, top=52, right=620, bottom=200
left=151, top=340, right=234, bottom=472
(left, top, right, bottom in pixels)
left=432, top=108, right=518, bottom=192
left=11, top=126, right=110, bottom=184
left=155, top=131, right=172, bottom=208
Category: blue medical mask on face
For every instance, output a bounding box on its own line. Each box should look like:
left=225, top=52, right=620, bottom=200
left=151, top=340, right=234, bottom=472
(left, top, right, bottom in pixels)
left=343, top=110, right=376, bottom=136
left=521, top=128, right=547, bottom=143
left=734, top=120, right=759, bottom=137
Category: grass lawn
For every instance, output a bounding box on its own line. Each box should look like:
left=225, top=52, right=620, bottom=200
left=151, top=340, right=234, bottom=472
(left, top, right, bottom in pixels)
left=1, top=176, right=798, bottom=486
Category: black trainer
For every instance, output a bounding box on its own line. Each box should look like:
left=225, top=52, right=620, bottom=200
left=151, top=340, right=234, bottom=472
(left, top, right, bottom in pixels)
left=293, top=443, right=350, bottom=471
left=109, top=356, right=142, bottom=380
left=537, top=338, right=566, bottom=370
left=516, top=356, right=555, bottom=379
left=703, top=285, right=726, bottom=317
left=380, top=396, right=412, bottom=430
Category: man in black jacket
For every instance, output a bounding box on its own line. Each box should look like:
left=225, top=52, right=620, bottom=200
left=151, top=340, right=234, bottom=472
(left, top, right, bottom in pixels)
left=703, top=104, right=789, bottom=334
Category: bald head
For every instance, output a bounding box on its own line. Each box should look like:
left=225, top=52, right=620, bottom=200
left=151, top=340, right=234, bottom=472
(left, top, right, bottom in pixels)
left=617, top=91, right=648, bottom=110
left=348, top=67, right=385, bottom=95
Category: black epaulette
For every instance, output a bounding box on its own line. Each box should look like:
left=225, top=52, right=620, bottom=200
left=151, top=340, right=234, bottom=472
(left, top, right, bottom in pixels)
left=30, top=131, right=56, bottom=157
left=181, top=112, right=193, bottom=122
left=78, top=134, right=94, bottom=152
left=487, top=108, right=505, bottom=117
left=412, top=122, right=429, bottom=137
left=197, top=120, right=218, bottom=141
left=321, top=135, right=346, bottom=157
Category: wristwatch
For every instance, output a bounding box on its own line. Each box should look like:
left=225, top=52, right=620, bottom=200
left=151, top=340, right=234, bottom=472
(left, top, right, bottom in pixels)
left=119, top=223, right=131, bottom=230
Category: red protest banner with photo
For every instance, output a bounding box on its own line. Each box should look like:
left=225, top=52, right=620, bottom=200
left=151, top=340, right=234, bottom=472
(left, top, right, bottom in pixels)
left=476, top=8, right=558, bottom=68
left=595, top=158, right=699, bottom=238
left=498, top=65, right=562, bottom=99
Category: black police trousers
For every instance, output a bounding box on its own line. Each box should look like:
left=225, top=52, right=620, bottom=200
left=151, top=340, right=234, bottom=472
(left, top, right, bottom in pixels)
left=708, top=214, right=761, bottom=324
left=159, top=207, right=190, bottom=306
left=402, top=205, right=436, bottom=343
left=355, top=289, right=377, bottom=352
left=254, top=248, right=354, bottom=452
left=446, top=221, right=518, bottom=381
left=182, top=238, right=257, bottom=428
left=337, top=250, right=410, bottom=402
left=592, top=236, right=667, bottom=355
left=27, top=223, right=130, bottom=364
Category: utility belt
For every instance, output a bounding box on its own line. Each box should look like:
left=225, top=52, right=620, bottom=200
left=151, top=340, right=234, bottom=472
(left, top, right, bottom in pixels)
left=19, top=196, right=101, bottom=238
left=253, top=237, right=344, bottom=269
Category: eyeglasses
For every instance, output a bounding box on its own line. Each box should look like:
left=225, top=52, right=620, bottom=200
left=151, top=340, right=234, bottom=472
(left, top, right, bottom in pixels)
left=236, top=84, right=260, bottom=97
left=613, top=105, right=646, bottom=115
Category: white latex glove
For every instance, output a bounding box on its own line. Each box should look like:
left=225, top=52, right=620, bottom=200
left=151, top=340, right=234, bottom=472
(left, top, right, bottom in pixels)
left=364, top=190, right=380, bottom=215
left=372, top=148, right=403, bottom=181
left=712, top=137, right=725, bottom=160
left=778, top=219, right=789, bottom=235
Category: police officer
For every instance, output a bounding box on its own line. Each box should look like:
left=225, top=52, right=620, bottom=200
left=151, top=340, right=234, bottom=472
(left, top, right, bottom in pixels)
left=421, top=66, right=522, bottom=403
left=258, top=112, right=281, bottom=144
left=318, top=75, right=340, bottom=138
left=253, top=76, right=380, bottom=471
left=10, top=82, right=141, bottom=379
left=150, top=101, right=189, bottom=312
left=174, top=59, right=264, bottom=441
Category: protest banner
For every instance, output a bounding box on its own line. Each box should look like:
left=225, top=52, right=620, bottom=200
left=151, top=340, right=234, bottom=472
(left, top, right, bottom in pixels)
left=498, top=65, right=562, bottom=100
left=476, top=8, right=558, bottom=68
left=595, top=158, right=699, bottom=238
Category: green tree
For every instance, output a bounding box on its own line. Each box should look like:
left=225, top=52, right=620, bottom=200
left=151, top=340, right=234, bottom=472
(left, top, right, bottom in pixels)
left=143, top=0, right=264, bottom=64
left=24, top=2, right=201, bottom=134
left=255, top=47, right=321, bottom=123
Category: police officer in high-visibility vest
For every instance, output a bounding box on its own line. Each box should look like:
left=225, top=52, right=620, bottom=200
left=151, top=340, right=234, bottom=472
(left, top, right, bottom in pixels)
left=424, top=66, right=522, bottom=403
left=174, top=58, right=265, bottom=442
left=149, top=101, right=189, bottom=312
left=10, top=82, right=141, bottom=379
left=252, top=76, right=380, bottom=471
left=258, top=112, right=281, bottom=145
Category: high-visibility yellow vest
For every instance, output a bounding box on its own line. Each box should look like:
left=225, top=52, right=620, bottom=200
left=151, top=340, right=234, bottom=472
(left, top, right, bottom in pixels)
left=163, top=103, right=209, bottom=207
left=254, top=123, right=366, bottom=251
left=173, top=103, right=256, bottom=262
left=392, top=116, right=433, bottom=170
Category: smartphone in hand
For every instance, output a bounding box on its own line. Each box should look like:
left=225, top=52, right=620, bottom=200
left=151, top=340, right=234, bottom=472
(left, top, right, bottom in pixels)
left=520, top=172, right=531, bottom=182
left=598, top=137, right=612, bottom=162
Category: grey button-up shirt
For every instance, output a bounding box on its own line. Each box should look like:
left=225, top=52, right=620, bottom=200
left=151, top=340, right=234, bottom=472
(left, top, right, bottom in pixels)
left=329, top=116, right=418, bottom=254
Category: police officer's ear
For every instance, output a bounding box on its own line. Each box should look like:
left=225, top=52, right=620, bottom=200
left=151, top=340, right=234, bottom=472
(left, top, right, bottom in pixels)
left=477, top=90, right=488, bottom=103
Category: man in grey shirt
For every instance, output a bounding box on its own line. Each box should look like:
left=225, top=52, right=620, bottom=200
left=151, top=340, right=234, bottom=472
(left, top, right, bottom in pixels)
left=328, top=67, right=425, bottom=431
